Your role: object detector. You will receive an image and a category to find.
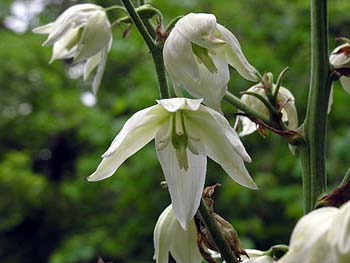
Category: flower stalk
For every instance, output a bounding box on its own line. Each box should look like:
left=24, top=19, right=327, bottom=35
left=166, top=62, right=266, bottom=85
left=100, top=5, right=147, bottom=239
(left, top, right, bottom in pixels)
left=300, top=0, right=331, bottom=212
left=120, top=0, right=170, bottom=99
left=198, top=199, right=238, bottom=263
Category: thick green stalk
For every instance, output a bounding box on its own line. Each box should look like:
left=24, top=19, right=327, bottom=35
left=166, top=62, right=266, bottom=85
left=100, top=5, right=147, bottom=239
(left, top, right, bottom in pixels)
left=301, top=0, right=331, bottom=212
left=198, top=199, right=238, bottom=263
left=120, top=0, right=169, bottom=99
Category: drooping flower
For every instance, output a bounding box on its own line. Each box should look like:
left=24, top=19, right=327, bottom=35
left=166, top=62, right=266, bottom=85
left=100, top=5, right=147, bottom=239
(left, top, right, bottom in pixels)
left=88, top=98, right=257, bottom=229
left=33, top=4, right=112, bottom=93
left=163, top=13, right=258, bottom=112
left=235, top=84, right=298, bottom=136
left=329, top=43, right=350, bottom=97
left=279, top=201, right=350, bottom=263
left=153, top=204, right=203, bottom=263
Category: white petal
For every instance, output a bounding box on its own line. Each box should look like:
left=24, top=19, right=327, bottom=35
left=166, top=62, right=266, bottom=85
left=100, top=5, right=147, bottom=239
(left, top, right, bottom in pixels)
left=239, top=116, right=258, bottom=137
left=330, top=43, right=350, bottom=68
left=279, top=207, right=338, bottom=263
left=157, top=98, right=203, bottom=112
left=153, top=205, right=203, bottom=263
left=84, top=52, right=101, bottom=81
left=215, top=23, right=258, bottom=81
left=74, top=11, right=112, bottom=63
left=32, top=22, right=56, bottom=34
left=327, top=201, right=350, bottom=256
left=170, top=218, right=203, bottom=263
left=327, top=85, right=334, bottom=114
left=153, top=205, right=173, bottom=263
left=49, top=28, right=80, bottom=62
left=163, top=28, right=201, bottom=84
left=91, top=49, right=107, bottom=94
left=88, top=105, right=167, bottom=181
left=42, top=4, right=103, bottom=46
left=278, top=87, right=298, bottom=130
left=340, top=76, right=350, bottom=94
left=175, top=13, right=220, bottom=48
left=185, top=107, right=257, bottom=189
left=156, top=139, right=207, bottom=230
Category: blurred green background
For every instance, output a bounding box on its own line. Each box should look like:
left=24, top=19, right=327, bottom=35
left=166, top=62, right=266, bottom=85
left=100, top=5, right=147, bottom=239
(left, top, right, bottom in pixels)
left=1, top=0, right=350, bottom=262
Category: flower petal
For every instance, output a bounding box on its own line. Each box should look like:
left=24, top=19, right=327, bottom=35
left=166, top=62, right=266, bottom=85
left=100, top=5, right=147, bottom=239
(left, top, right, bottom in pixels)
left=32, top=22, right=56, bottom=34
left=153, top=205, right=173, bottom=263
left=215, top=23, right=258, bottom=81
left=153, top=205, right=203, bottom=263
left=91, top=49, right=107, bottom=94
left=278, top=87, right=298, bottom=130
left=238, top=116, right=258, bottom=137
left=340, top=76, right=350, bottom=94
left=163, top=27, right=201, bottom=84
left=156, top=138, right=207, bottom=230
left=88, top=105, right=167, bottom=181
left=157, top=98, right=203, bottom=112
left=185, top=107, right=257, bottom=190
left=279, top=207, right=338, bottom=263
left=74, top=10, right=112, bottom=63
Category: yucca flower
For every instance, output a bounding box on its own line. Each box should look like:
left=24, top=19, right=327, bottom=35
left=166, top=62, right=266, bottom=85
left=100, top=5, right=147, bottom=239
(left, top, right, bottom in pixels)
left=88, top=98, right=257, bottom=229
left=163, top=13, right=257, bottom=112
left=153, top=204, right=202, bottom=263
left=33, top=4, right=112, bottom=93
left=236, top=84, right=298, bottom=136
left=279, top=201, right=350, bottom=263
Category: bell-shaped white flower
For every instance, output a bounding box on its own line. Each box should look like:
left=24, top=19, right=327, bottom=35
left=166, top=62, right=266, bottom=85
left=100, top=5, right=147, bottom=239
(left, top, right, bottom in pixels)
left=88, top=98, right=257, bottom=229
left=279, top=201, right=350, bottom=263
left=163, top=13, right=258, bottom=112
left=153, top=204, right=203, bottom=263
left=236, top=84, right=298, bottom=136
left=330, top=43, right=350, bottom=93
left=33, top=4, right=112, bottom=93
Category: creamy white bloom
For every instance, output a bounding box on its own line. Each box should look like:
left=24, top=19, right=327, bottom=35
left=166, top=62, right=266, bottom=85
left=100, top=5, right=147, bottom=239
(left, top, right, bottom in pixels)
left=33, top=4, right=112, bottom=93
left=330, top=43, right=350, bottom=94
left=164, top=13, right=257, bottom=112
left=153, top=204, right=202, bottom=263
left=88, top=98, right=257, bottom=229
left=236, top=84, right=298, bottom=136
left=279, top=201, right=350, bottom=263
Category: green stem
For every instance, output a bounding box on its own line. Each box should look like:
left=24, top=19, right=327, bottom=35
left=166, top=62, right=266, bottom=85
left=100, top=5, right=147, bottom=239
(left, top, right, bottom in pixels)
left=120, top=0, right=169, bottom=99
left=198, top=199, right=238, bottom=263
left=224, top=91, right=275, bottom=127
left=301, top=0, right=331, bottom=212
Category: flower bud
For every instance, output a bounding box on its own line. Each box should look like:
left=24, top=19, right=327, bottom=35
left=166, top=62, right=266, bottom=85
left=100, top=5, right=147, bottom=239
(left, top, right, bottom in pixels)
left=236, top=84, right=298, bottom=137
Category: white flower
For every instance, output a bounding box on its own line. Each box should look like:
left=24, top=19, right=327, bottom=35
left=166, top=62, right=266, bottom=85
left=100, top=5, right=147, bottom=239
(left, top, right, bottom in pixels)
left=153, top=204, right=203, bottom=263
left=279, top=201, right=350, bottom=263
left=163, top=13, right=257, bottom=112
left=236, top=84, right=298, bottom=136
left=33, top=4, right=112, bottom=93
left=88, top=98, right=257, bottom=229
left=330, top=43, right=350, bottom=94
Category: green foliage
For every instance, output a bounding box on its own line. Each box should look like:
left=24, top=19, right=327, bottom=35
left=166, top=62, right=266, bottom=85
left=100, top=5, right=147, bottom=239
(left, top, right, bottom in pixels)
left=1, top=0, right=350, bottom=262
